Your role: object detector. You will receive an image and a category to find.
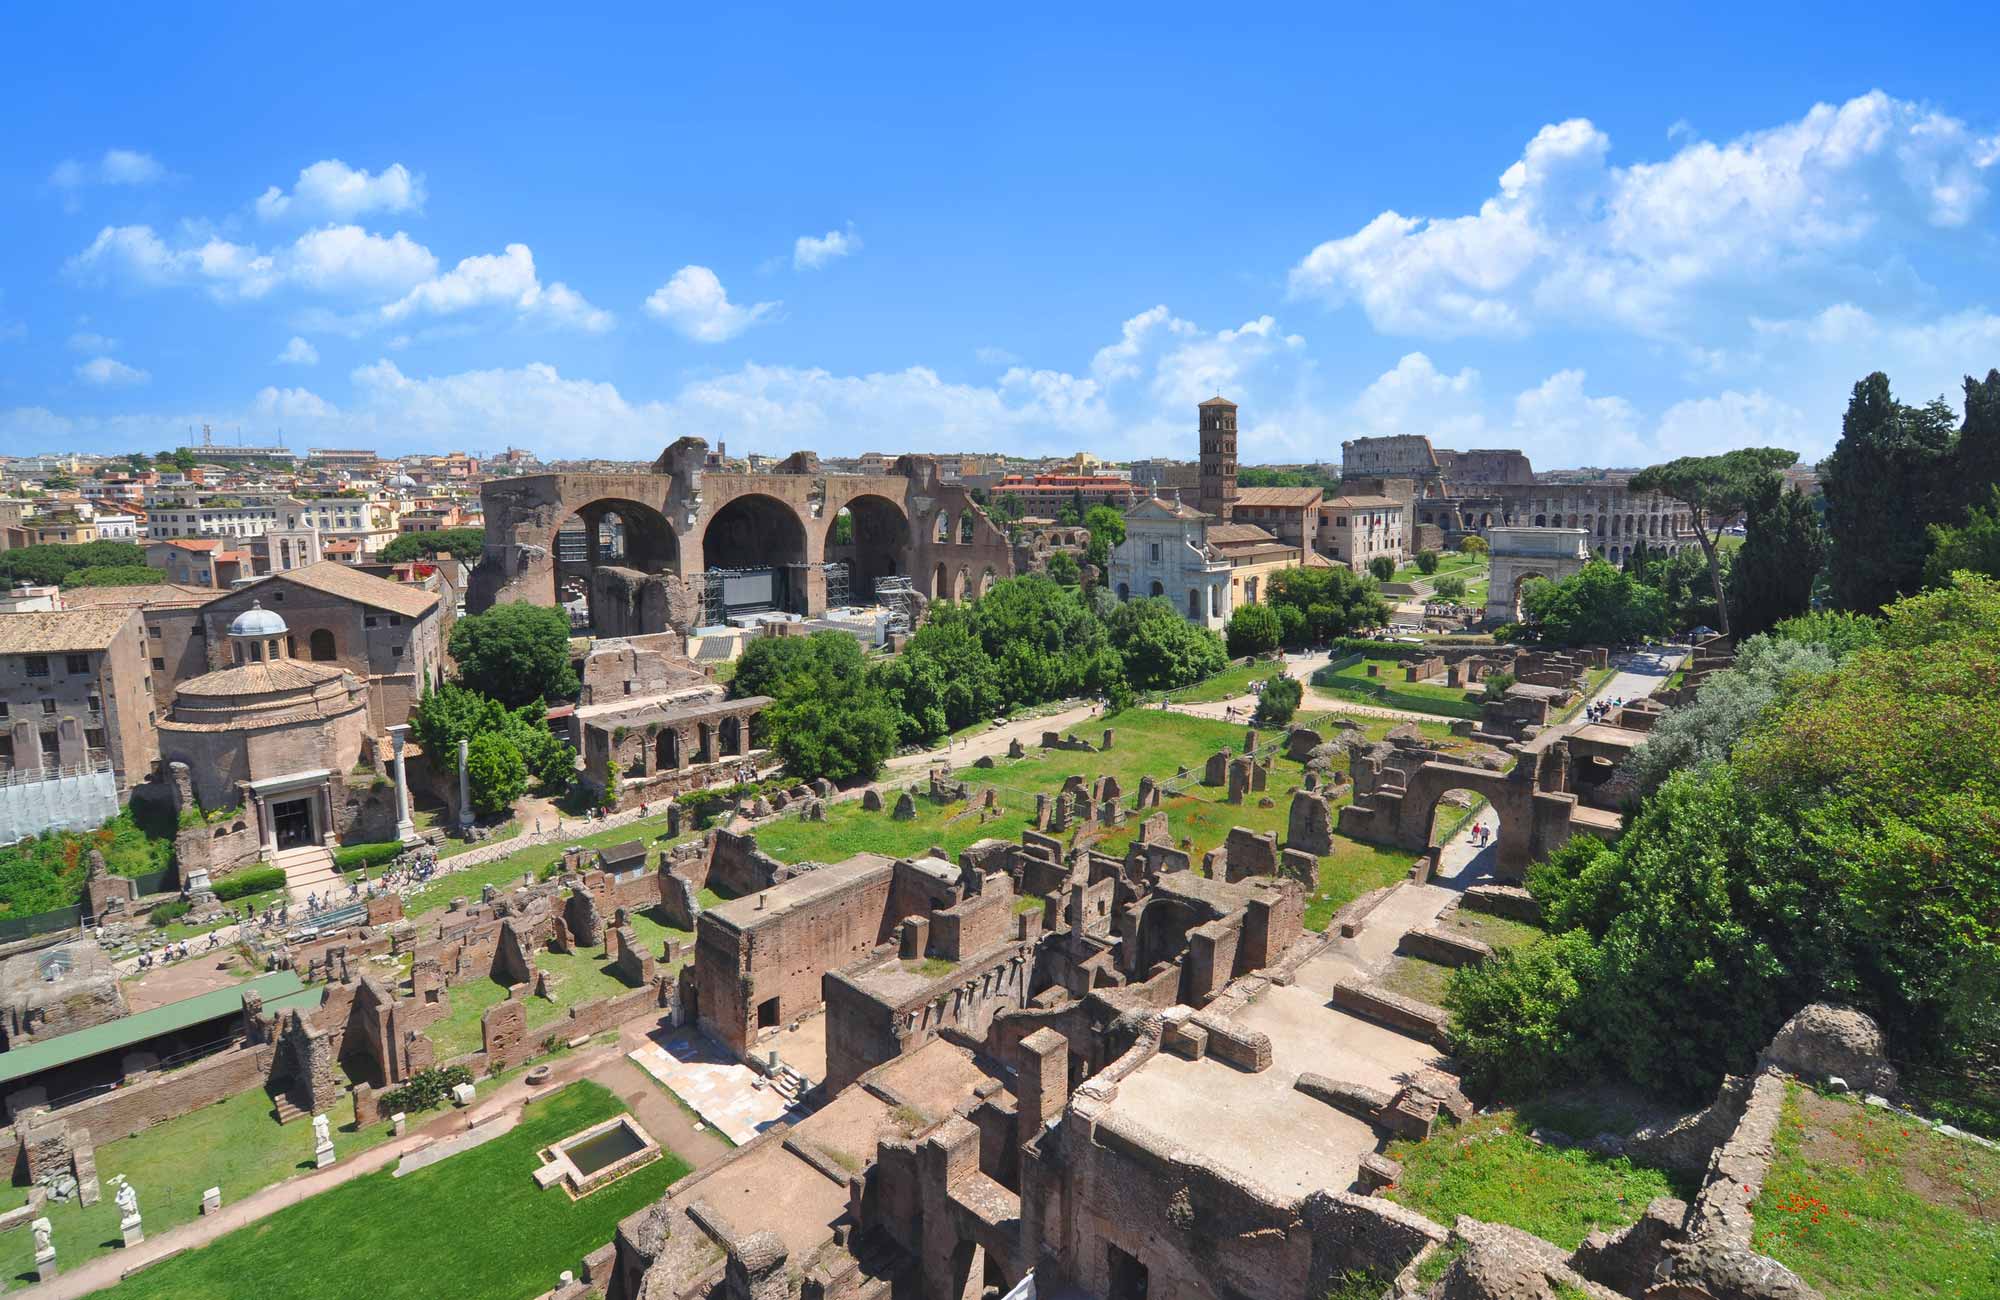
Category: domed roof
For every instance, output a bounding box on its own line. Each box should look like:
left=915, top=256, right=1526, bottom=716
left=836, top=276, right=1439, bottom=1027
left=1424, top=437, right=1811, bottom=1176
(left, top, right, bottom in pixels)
left=227, top=601, right=287, bottom=638
left=389, top=472, right=417, bottom=488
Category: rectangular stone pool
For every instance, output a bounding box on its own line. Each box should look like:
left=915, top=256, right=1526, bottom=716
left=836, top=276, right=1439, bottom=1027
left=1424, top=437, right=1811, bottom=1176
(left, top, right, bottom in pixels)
left=534, top=1115, right=662, bottom=1197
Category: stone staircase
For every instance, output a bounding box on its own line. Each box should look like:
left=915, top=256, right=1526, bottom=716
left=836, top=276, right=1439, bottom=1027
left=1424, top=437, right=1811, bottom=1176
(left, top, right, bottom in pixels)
left=272, top=1093, right=307, bottom=1125
left=275, top=845, right=341, bottom=903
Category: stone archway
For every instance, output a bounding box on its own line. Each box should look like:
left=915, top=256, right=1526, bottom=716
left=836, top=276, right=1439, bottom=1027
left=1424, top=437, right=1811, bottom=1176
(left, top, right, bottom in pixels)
left=1135, top=897, right=1199, bottom=973
left=1337, top=755, right=1578, bottom=881
left=703, top=493, right=810, bottom=616
left=562, top=497, right=680, bottom=632
left=824, top=493, right=911, bottom=604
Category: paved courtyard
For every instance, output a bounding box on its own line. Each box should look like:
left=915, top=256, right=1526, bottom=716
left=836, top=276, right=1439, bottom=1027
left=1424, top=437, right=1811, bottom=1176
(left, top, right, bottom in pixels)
left=629, top=1025, right=811, bottom=1145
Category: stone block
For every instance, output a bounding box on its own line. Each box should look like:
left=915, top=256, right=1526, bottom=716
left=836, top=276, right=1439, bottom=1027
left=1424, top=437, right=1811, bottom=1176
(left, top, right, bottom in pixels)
left=892, top=791, right=917, bottom=821
left=202, top=1187, right=221, bottom=1215
left=861, top=788, right=883, bottom=812
left=1357, top=1152, right=1402, bottom=1193
left=1285, top=789, right=1333, bottom=855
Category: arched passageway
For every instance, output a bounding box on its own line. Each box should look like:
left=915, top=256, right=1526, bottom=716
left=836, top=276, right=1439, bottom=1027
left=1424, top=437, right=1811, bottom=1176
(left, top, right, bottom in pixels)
left=703, top=493, right=809, bottom=616
left=824, top=495, right=910, bottom=604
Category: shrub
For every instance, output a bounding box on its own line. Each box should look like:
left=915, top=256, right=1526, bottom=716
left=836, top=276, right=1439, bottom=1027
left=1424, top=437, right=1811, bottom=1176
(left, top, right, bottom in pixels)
left=1368, top=555, right=1397, bottom=582
left=381, top=1064, right=475, bottom=1114
left=331, top=841, right=402, bottom=873
left=1415, top=549, right=1441, bottom=575
left=149, top=900, right=191, bottom=927
left=1253, top=674, right=1301, bottom=725
left=214, top=867, right=286, bottom=901
left=1433, top=575, right=1467, bottom=602
left=1458, top=535, right=1488, bottom=555
left=1225, top=604, right=1281, bottom=657
left=467, top=730, right=528, bottom=817
left=1480, top=671, right=1515, bottom=700
left=1445, top=930, right=1602, bottom=1095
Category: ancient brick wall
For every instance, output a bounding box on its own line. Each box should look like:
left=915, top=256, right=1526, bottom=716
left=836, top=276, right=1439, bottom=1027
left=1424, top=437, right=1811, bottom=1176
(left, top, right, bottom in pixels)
left=0, top=1044, right=273, bottom=1166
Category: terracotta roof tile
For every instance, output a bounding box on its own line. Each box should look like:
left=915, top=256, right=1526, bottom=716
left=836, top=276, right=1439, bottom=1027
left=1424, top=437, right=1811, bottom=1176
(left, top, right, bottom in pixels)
left=0, top=608, right=138, bottom=654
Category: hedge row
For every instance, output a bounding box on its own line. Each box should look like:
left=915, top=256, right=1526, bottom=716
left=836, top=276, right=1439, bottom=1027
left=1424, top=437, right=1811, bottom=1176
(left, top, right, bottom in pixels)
left=214, top=867, right=286, bottom=901
left=332, top=840, right=403, bottom=872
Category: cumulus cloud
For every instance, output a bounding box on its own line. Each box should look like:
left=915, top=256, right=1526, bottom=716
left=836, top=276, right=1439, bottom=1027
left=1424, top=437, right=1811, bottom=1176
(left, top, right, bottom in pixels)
left=276, top=336, right=320, bottom=366
left=793, top=225, right=861, bottom=270
left=76, top=356, right=149, bottom=388
left=69, top=223, right=436, bottom=302
left=1289, top=91, right=2000, bottom=340
left=256, top=160, right=426, bottom=221
left=68, top=331, right=117, bottom=353
left=381, top=243, right=612, bottom=331
left=643, top=266, right=778, bottom=342
left=49, top=150, right=167, bottom=202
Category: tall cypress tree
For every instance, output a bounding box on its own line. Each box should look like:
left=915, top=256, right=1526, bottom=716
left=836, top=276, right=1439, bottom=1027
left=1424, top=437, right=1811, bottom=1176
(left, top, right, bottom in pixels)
left=1948, top=369, right=2000, bottom=518
left=1820, top=373, right=1958, bottom=613
left=1729, top=481, right=1826, bottom=637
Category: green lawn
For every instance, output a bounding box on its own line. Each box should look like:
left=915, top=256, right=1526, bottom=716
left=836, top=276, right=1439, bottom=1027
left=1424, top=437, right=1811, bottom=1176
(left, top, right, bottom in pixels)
left=1394, top=552, right=1484, bottom=584
left=100, top=1081, right=693, bottom=1300
left=1, top=1083, right=398, bottom=1290
left=752, top=705, right=1444, bottom=933
left=1750, top=1084, right=2000, bottom=1300
left=1312, top=657, right=1482, bottom=718
left=1158, top=659, right=1285, bottom=704
left=1384, top=1111, right=1689, bottom=1250
left=400, top=810, right=700, bottom=918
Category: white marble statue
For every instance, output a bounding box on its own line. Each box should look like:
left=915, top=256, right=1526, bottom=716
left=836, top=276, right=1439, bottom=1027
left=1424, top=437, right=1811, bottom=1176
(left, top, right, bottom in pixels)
left=312, top=1113, right=331, bottom=1146
left=115, top=1180, right=138, bottom=1220
left=31, top=1218, right=52, bottom=1254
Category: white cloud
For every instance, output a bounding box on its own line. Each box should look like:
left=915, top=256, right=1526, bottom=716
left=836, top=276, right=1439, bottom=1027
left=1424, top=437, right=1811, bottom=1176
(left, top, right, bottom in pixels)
left=974, top=346, right=1020, bottom=365
left=381, top=243, right=612, bottom=332
left=1290, top=91, right=2000, bottom=340
left=69, top=223, right=435, bottom=302
left=49, top=149, right=167, bottom=197
left=1512, top=369, right=1649, bottom=465
left=68, top=331, right=117, bottom=353
left=793, top=225, right=861, bottom=270
left=76, top=356, right=149, bottom=388
left=256, top=160, right=426, bottom=221
left=643, top=266, right=777, bottom=342
left=1350, top=352, right=1486, bottom=441
left=276, top=336, right=320, bottom=366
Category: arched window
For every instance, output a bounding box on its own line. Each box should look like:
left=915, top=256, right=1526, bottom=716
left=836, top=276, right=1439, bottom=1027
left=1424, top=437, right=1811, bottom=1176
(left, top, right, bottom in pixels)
left=308, top=629, right=337, bottom=661
left=959, top=514, right=975, bottom=544
left=1117, top=583, right=1130, bottom=601
left=1210, top=585, right=1222, bottom=617
left=1149, top=580, right=1164, bottom=598
left=935, top=512, right=952, bottom=543
left=1188, top=589, right=1201, bottom=618
left=1534, top=514, right=1546, bottom=527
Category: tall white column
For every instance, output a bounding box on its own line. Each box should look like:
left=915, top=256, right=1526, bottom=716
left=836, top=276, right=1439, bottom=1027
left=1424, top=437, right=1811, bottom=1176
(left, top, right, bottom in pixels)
left=457, top=737, right=474, bottom=830
left=389, top=725, right=420, bottom=846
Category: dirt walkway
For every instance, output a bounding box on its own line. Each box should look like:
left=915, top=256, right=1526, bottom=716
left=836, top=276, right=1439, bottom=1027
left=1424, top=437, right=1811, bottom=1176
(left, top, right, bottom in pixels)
left=601, top=1031, right=735, bottom=1169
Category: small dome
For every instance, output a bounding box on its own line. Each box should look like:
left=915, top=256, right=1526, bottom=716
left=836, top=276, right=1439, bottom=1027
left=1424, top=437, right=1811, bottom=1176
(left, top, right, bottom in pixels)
left=390, top=473, right=416, bottom=488
left=227, top=601, right=288, bottom=638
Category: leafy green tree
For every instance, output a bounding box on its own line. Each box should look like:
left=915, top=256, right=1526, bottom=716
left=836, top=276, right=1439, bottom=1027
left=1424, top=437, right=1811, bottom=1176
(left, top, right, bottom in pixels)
left=1629, top=446, right=1797, bottom=636
left=1083, top=505, right=1126, bottom=569
left=1273, top=602, right=1307, bottom=647
left=448, top=601, right=578, bottom=708
left=1264, top=565, right=1390, bottom=641
left=0, top=541, right=147, bottom=588
left=1106, top=597, right=1225, bottom=691
left=125, top=453, right=151, bottom=475
left=1945, top=369, right=2000, bottom=520
left=1446, top=930, right=1602, bottom=1095
left=410, top=683, right=505, bottom=759
left=873, top=604, right=1001, bottom=744
left=1631, top=545, right=1729, bottom=630
left=155, top=448, right=197, bottom=472
left=1252, top=673, right=1301, bottom=725
left=1414, top=549, right=1440, bottom=575
left=465, top=731, right=527, bottom=818
left=1626, top=635, right=1839, bottom=794
left=830, top=511, right=854, bottom=546
left=1769, top=609, right=1879, bottom=657
left=1820, top=373, right=1960, bottom=612
left=1225, top=603, right=1281, bottom=657
left=1520, top=560, right=1665, bottom=645
left=380, top=527, right=487, bottom=565
left=43, top=473, right=77, bottom=491
left=969, top=576, right=1118, bottom=709
left=1923, top=485, right=2000, bottom=587
left=735, top=631, right=901, bottom=782
left=1457, top=535, right=1488, bottom=556
left=1728, top=481, right=1826, bottom=637
left=1432, top=575, right=1467, bottom=602
left=1367, top=555, right=1396, bottom=582
left=1044, top=551, right=1080, bottom=586
left=65, top=565, right=162, bottom=587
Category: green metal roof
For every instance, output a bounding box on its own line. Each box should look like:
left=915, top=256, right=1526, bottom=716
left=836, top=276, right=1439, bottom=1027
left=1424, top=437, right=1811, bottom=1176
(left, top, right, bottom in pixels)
left=0, top=969, right=305, bottom=1087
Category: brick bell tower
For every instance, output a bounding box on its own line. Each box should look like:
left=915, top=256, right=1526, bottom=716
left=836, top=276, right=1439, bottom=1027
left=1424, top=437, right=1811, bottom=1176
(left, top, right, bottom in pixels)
left=1198, top=395, right=1238, bottom=521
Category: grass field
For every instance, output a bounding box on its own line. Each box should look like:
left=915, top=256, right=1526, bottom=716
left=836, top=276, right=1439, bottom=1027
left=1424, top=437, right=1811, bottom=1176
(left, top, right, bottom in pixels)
left=1383, top=1110, right=1689, bottom=1251
left=99, top=1081, right=692, bottom=1300
left=1157, top=659, right=1287, bottom=704
left=1, top=1081, right=407, bottom=1290
left=399, top=811, right=702, bottom=919
left=1379, top=907, right=1547, bottom=1012
left=1394, top=552, right=1485, bottom=584
left=754, top=705, right=1445, bottom=931
left=1312, top=656, right=1482, bottom=719
left=1750, top=1084, right=2000, bottom=1300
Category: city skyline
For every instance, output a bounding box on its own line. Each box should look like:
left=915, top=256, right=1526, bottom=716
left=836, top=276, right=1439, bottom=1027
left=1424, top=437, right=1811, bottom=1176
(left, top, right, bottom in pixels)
left=3, top=5, right=1998, bottom=467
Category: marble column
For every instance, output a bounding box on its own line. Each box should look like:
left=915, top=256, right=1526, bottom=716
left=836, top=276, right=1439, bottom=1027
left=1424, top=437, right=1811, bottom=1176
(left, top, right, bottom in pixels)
left=457, top=737, right=474, bottom=829
left=390, top=725, right=421, bottom=846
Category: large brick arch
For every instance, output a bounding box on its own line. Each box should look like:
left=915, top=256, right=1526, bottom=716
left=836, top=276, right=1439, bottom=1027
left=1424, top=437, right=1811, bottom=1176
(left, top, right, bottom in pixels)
left=466, top=441, right=1017, bottom=618
left=1337, top=753, right=1579, bottom=880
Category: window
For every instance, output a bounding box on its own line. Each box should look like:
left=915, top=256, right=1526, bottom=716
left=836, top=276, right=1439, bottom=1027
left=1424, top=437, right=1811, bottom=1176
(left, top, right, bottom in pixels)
left=364, top=615, right=378, bottom=628
left=391, top=645, right=404, bottom=658
left=65, top=653, right=90, bottom=675
left=148, top=625, right=162, bottom=639
left=87, top=695, right=101, bottom=713
left=151, top=657, right=165, bottom=670
left=309, top=629, right=337, bottom=661
left=271, top=590, right=284, bottom=602
left=85, top=729, right=105, bottom=752
left=389, top=614, right=402, bottom=627
left=1149, top=542, right=1161, bottom=562
left=39, top=728, right=59, bottom=759
left=24, top=655, right=48, bottom=678
left=0, top=737, right=11, bottom=768
left=0, top=702, right=7, bottom=719
left=41, top=699, right=56, bottom=716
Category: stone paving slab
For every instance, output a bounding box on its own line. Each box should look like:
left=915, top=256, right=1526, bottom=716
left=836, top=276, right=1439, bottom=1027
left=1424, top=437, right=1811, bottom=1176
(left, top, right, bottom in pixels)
left=628, top=1027, right=808, bottom=1145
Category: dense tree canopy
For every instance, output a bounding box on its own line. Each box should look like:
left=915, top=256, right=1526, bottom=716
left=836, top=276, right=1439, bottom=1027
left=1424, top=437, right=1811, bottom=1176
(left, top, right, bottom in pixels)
left=872, top=604, right=1001, bottom=744
left=410, top=684, right=576, bottom=797
left=1923, top=486, right=2000, bottom=587
left=65, top=565, right=164, bottom=588
left=1626, top=634, right=1839, bottom=795
left=1727, top=481, right=1825, bottom=637
left=381, top=528, right=487, bottom=565
left=0, top=541, right=147, bottom=588
left=967, top=576, right=1120, bottom=710
left=1263, top=565, right=1391, bottom=643
left=465, top=731, right=527, bottom=818
left=1820, top=373, right=1960, bottom=612
left=734, top=631, right=899, bottom=783
left=1519, top=560, right=1665, bottom=645
left=1225, top=603, right=1281, bottom=657
left=448, top=601, right=579, bottom=708
left=1083, top=505, right=1126, bottom=570
left=1629, top=447, right=1796, bottom=636
left=1451, top=573, right=2000, bottom=1105
left=1105, top=597, right=1226, bottom=692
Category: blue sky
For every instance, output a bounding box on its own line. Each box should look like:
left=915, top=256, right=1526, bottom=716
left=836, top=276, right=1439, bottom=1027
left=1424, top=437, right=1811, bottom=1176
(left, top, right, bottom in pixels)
left=3, top=3, right=1998, bottom=467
